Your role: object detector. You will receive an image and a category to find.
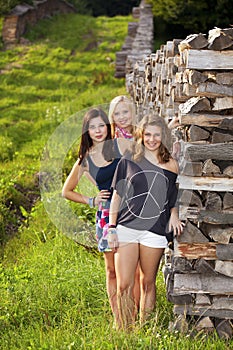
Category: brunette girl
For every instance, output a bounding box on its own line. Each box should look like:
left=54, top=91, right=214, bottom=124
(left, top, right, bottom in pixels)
left=62, top=107, right=130, bottom=326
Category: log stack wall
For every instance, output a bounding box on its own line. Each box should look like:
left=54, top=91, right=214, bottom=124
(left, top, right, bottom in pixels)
left=114, top=0, right=154, bottom=78
left=125, top=27, right=233, bottom=338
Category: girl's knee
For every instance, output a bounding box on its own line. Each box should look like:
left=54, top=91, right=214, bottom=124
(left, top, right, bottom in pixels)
left=118, top=280, right=133, bottom=295
left=140, top=276, right=155, bottom=292
left=106, top=267, right=116, bottom=280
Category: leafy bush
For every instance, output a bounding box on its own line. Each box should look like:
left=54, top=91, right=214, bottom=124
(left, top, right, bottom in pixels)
left=67, top=0, right=91, bottom=14
left=0, top=0, right=33, bottom=16
left=86, top=0, right=141, bottom=16
left=148, top=0, right=233, bottom=33
left=0, top=0, right=140, bottom=17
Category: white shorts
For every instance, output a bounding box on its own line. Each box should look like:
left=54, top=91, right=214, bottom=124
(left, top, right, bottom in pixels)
left=116, top=225, right=168, bottom=248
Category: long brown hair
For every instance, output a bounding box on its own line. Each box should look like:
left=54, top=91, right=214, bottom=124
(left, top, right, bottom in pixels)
left=133, top=114, right=172, bottom=163
left=78, top=108, right=114, bottom=165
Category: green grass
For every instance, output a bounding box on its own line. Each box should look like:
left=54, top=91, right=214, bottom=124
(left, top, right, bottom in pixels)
left=1, top=218, right=231, bottom=349
left=0, top=12, right=232, bottom=350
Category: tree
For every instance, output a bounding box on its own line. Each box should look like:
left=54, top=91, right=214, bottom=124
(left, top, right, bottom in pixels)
left=147, top=0, right=233, bottom=33
left=84, top=0, right=141, bottom=17
left=0, top=0, right=141, bottom=17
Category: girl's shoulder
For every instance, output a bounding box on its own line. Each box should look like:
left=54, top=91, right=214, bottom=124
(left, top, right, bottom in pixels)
left=75, top=157, right=89, bottom=171
left=163, top=157, right=179, bottom=174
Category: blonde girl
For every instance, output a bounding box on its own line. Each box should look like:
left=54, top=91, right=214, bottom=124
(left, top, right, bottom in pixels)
left=108, top=95, right=136, bottom=139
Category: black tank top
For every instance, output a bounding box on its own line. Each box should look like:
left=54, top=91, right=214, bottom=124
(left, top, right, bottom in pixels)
left=87, top=139, right=121, bottom=192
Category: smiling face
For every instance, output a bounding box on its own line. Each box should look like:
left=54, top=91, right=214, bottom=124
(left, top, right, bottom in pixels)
left=112, top=101, right=132, bottom=131
left=143, top=125, right=162, bottom=152
left=88, top=116, right=108, bottom=144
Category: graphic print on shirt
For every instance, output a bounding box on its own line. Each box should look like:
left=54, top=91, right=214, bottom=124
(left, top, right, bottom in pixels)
left=112, top=156, right=177, bottom=233
left=125, top=170, right=168, bottom=220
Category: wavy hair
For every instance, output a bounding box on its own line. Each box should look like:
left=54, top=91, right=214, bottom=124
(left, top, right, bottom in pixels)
left=133, top=114, right=172, bottom=163
left=108, top=95, right=136, bottom=137
left=78, top=108, right=114, bottom=165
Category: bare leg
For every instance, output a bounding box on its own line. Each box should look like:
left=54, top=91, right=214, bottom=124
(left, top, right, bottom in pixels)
left=139, top=245, right=164, bottom=324
left=114, top=243, right=139, bottom=330
left=103, top=251, right=119, bottom=324
left=133, top=262, right=141, bottom=312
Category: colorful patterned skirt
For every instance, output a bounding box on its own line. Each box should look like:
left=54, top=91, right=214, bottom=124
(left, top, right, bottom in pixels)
left=96, top=201, right=111, bottom=252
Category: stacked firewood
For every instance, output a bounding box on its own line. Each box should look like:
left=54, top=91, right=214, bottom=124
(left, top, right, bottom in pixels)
left=125, top=41, right=182, bottom=120
left=2, top=0, right=76, bottom=48
left=114, top=0, right=153, bottom=78
left=125, top=27, right=233, bottom=338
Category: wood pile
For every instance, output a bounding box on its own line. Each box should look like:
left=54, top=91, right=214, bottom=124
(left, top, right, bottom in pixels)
left=2, top=0, right=76, bottom=49
left=114, top=0, right=154, bottom=78
left=125, top=27, right=233, bottom=338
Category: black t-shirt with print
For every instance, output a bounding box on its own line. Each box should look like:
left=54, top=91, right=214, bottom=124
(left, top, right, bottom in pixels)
left=111, top=153, right=178, bottom=236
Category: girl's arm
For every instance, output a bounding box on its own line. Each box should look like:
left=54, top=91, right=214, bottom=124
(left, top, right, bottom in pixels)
left=62, top=159, right=111, bottom=206
left=109, top=190, right=121, bottom=226
left=168, top=207, right=184, bottom=237
left=108, top=190, right=122, bottom=251
left=62, top=159, right=90, bottom=205
left=166, top=158, right=184, bottom=235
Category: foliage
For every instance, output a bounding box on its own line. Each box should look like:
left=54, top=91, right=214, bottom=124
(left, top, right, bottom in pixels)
left=0, top=0, right=140, bottom=17
left=52, top=0, right=142, bottom=17
left=147, top=0, right=233, bottom=34
left=84, top=0, right=141, bottom=17
left=0, top=0, right=33, bottom=16
left=65, top=0, right=91, bottom=15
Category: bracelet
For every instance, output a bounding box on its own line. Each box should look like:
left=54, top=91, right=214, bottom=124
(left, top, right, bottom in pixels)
left=88, top=197, right=95, bottom=208
left=108, top=228, right=117, bottom=234
left=109, top=224, right=116, bottom=228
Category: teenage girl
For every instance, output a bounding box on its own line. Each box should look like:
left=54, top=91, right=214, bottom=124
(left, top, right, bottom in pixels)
left=108, top=95, right=141, bottom=312
left=62, top=107, right=130, bottom=326
left=108, top=95, right=135, bottom=140
left=108, top=115, right=184, bottom=330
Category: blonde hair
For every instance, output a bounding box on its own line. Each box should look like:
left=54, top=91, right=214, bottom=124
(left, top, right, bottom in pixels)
left=133, top=114, right=172, bottom=163
left=108, top=95, right=136, bottom=137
